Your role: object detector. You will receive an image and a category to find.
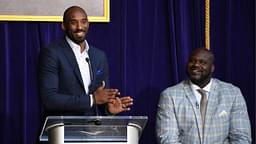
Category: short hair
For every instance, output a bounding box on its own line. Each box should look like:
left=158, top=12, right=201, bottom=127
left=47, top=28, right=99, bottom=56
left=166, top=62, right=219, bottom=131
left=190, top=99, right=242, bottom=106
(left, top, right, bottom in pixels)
left=190, top=47, right=215, bottom=63
left=63, top=6, right=86, bottom=23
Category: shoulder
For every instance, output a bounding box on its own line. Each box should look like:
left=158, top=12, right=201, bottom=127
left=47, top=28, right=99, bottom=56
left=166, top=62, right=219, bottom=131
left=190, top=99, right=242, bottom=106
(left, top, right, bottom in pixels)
left=161, top=80, right=188, bottom=97
left=88, top=45, right=107, bottom=60
left=39, top=38, right=70, bottom=62
left=212, top=78, right=244, bottom=102
left=212, top=78, right=241, bottom=92
left=89, top=45, right=105, bottom=54
left=158, top=80, right=189, bottom=106
left=42, top=38, right=68, bottom=53
left=46, top=38, right=67, bottom=48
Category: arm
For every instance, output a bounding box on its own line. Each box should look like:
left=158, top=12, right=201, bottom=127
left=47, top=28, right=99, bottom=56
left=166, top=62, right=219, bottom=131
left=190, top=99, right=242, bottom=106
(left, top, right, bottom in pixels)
left=107, top=95, right=133, bottom=114
left=156, top=90, right=182, bottom=144
left=229, top=87, right=251, bottom=144
left=93, top=49, right=133, bottom=114
left=39, top=47, right=91, bottom=112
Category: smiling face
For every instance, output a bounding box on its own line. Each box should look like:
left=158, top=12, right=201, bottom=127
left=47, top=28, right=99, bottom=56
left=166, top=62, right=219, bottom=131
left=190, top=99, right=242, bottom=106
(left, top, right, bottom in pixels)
left=62, top=6, right=89, bottom=45
left=187, top=48, right=215, bottom=88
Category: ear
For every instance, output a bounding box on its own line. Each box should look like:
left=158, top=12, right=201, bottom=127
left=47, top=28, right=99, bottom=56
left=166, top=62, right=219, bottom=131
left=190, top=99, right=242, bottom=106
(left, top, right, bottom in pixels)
left=211, top=64, right=215, bottom=73
left=61, top=23, right=65, bottom=31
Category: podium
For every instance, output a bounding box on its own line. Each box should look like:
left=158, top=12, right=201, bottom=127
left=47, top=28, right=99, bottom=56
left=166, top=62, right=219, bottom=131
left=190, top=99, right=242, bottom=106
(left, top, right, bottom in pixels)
left=39, top=116, right=148, bottom=144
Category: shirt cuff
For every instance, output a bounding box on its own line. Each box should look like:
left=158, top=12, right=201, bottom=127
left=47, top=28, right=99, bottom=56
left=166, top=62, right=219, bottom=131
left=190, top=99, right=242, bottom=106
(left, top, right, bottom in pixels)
left=89, top=94, right=94, bottom=107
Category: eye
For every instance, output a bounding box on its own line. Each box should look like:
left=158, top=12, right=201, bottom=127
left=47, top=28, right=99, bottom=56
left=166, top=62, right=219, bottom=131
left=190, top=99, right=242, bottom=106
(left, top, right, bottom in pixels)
left=81, top=19, right=88, bottom=25
left=199, top=60, right=207, bottom=64
left=189, top=59, right=197, bottom=64
left=69, top=20, right=77, bottom=25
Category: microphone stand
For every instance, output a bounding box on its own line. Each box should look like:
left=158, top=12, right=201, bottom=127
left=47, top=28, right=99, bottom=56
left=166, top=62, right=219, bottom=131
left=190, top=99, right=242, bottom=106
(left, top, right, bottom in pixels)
left=86, top=57, right=101, bottom=125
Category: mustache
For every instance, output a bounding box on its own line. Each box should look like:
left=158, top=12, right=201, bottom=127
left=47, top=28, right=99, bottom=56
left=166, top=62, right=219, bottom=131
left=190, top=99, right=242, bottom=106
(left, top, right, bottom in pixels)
left=74, top=29, right=86, bottom=33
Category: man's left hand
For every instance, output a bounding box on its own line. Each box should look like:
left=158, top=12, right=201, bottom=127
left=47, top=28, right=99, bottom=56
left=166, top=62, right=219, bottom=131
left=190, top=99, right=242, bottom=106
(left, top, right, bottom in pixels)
left=107, top=96, right=133, bottom=114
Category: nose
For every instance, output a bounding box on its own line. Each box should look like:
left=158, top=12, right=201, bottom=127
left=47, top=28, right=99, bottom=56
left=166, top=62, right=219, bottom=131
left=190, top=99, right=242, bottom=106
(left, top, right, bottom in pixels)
left=77, top=22, right=83, bottom=29
left=194, top=61, right=200, bottom=66
left=190, top=61, right=200, bottom=68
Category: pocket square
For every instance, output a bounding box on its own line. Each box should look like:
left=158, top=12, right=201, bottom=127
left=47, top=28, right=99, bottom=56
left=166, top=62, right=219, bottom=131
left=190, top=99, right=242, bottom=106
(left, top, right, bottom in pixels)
left=218, top=110, right=227, bottom=117
left=96, top=69, right=103, bottom=75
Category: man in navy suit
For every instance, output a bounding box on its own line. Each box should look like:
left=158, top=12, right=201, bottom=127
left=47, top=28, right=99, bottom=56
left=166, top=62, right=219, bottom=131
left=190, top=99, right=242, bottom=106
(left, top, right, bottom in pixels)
left=39, top=6, right=133, bottom=116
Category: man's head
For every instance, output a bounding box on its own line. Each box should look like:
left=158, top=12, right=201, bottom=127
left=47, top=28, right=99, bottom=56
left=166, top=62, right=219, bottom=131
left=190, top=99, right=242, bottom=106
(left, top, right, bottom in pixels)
left=62, top=6, right=89, bottom=45
left=187, top=48, right=215, bottom=88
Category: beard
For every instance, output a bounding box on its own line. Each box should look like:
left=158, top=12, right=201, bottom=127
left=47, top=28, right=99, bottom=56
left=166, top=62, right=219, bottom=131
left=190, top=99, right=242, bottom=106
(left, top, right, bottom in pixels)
left=66, top=30, right=86, bottom=44
left=189, top=72, right=212, bottom=87
left=187, top=67, right=212, bottom=86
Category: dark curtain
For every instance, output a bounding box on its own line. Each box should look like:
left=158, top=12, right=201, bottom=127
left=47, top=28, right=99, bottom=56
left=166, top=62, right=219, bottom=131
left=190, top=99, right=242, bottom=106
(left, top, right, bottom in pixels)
left=0, top=0, right=254, bottom=144
left=211, top=0, right=255, bottom=142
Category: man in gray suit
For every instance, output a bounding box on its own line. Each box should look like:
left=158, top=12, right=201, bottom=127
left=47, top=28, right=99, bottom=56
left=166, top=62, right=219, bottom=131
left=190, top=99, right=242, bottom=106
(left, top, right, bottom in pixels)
left=156, top=48, right=251, bottom=144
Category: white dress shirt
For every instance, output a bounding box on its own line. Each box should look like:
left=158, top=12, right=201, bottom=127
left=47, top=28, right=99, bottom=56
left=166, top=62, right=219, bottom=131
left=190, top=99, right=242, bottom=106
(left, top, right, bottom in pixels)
left=190, top=79, right=212, bottom=108
left=66, top=36, right=94, bottom=106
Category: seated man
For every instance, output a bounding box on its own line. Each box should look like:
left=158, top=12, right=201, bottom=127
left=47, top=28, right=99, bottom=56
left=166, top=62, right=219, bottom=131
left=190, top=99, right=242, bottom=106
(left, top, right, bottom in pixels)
left=156, top=48, right=251, bottom=144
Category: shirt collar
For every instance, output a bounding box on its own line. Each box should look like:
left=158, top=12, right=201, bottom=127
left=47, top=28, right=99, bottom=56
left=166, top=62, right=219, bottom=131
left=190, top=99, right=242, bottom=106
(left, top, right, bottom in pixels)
left=190, top=79, right=212, bottom=93
left=65, top=36, right=89, bottom=54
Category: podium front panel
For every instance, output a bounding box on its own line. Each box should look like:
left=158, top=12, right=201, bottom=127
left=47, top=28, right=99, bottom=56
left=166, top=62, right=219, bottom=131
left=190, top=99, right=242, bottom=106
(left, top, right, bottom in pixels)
left=39, top=116, right=148, bottom=143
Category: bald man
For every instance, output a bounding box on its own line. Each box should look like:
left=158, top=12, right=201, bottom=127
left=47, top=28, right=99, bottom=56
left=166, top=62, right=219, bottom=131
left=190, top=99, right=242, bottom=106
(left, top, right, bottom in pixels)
left=39, top=6, right=133, bottom=117
left=156, top=48, right=251, bottom=144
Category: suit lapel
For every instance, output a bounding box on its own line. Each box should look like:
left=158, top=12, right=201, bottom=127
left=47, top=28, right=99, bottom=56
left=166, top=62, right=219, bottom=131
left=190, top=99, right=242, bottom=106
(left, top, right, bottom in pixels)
left=61, top=40, right=85, bottom=90
left=88, top=48, right=96, bottom=82
left=183, top=80, right=204, bottom=143
left=203, top=79, right=219, bottom=140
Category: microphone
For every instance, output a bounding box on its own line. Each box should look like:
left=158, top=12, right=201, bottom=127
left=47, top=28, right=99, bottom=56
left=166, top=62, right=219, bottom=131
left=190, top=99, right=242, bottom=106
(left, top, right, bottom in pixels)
left=196, top=102, right=199, bottom=109
left=85, top=58, right=93, bottom=81
left=85, top=57, right=101, bottom=125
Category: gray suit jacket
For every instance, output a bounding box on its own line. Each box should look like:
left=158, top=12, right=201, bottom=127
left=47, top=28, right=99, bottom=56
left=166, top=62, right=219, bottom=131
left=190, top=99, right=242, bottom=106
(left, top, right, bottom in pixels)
left=156, top=78, right=251, bottom=144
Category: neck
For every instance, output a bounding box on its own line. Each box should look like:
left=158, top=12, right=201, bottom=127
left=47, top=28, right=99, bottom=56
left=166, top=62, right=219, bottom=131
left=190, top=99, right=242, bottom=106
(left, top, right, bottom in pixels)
left=192, top=78, right=211, bottom=88
left=79, top=42, right=86, bottom=53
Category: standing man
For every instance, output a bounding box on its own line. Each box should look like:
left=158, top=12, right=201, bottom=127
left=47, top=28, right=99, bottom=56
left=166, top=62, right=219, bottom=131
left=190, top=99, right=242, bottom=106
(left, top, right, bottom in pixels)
left=156, top=48, right=251, bottom=143
left=39, top=6, right=133, bottom=116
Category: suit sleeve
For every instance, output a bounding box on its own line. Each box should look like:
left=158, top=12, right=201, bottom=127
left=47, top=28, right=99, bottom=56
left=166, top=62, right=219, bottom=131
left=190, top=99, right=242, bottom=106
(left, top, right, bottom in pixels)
left=156, top=90, right=182, bottom=144
left=229, top=87, right=251, bottom=143
left=38, top=47, right=91, bottom=112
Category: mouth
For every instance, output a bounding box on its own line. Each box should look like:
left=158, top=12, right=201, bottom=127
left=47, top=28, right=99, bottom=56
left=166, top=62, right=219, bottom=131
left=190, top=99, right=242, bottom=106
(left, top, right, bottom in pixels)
left=75, top=31, right=85, bottom=37
left=190, top=69, right=202, bottom=75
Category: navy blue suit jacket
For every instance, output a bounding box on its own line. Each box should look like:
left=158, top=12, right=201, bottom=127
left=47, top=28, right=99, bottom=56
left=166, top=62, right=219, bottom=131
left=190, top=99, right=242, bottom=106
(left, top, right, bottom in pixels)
left=39, top=38, right=109, bottom=116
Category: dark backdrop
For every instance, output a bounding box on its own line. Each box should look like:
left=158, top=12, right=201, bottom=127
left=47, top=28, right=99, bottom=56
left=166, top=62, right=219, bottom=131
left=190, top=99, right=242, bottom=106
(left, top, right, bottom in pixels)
left=0, top=0, right=254, bottom=144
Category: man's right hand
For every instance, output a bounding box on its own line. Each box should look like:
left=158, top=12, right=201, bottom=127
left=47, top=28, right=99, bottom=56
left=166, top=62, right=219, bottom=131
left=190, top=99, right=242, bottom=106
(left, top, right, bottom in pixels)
left=93, top=81, right=119, bottom=104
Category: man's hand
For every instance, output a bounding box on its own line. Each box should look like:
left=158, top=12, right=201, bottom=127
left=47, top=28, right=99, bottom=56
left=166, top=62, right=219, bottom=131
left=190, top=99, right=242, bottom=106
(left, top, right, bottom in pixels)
left=93, top=81, right=119, bottom=104
left=107, top=96, right=133, bottom=115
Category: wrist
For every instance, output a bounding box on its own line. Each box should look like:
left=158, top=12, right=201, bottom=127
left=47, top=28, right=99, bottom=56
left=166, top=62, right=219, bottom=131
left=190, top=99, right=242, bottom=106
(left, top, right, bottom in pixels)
left=89, top=94, right=94, bottom=107
left=105, top=106, right=116, bottom=116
